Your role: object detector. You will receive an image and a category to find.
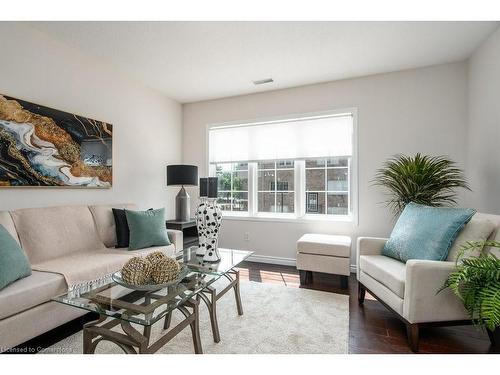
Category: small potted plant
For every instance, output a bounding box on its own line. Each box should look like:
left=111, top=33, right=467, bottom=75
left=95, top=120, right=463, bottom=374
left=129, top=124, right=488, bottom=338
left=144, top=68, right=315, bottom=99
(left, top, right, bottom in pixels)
left=442, top=240, right=500, bottom=346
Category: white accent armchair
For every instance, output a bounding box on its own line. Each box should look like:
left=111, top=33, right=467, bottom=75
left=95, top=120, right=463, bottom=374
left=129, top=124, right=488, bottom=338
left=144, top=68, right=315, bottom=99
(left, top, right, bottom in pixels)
left=356, top=213, right=500, bottom=352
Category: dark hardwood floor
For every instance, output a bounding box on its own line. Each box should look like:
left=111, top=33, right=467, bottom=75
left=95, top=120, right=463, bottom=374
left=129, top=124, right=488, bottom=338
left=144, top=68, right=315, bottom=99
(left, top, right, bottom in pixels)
left=237, top=261, right=496, bottom=354
left=6, top=261, right=496, bottom=354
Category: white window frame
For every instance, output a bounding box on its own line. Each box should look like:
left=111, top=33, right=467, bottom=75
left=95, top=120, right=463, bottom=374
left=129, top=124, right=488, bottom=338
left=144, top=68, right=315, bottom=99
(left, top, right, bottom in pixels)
left=256, top=160, right=296, bottom=216
left=213, top=162, right=249, bottom=212
left=206, top=108, right=358, bottom=224
left=304, top=157, right=351, bottom=217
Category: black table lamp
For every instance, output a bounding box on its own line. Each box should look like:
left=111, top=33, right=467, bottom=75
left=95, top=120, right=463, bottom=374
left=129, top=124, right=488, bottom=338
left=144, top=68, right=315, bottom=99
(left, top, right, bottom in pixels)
left=207, top=177, right=218, bottom=198
left=167, top=165, right=198, bottom=222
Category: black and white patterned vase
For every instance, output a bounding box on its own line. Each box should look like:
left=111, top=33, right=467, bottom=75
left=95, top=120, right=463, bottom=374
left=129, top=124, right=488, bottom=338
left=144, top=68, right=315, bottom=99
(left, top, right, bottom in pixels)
left=202, top=199, right=223, bottom=262
left=195, top=198, right=208, bottom=256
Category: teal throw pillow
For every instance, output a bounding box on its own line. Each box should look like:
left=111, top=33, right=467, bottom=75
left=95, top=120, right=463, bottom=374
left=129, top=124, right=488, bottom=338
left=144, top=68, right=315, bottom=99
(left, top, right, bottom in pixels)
left=0, top=224, right=32, bottom=290
left=125, top=208, right=171, bottom=250
left=382, top=203, right=476, bottom=263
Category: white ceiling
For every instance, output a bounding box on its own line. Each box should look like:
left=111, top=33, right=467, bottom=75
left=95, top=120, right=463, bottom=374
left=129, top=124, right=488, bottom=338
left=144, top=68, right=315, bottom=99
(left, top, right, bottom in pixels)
left=30, top=21, right=498, bottom=103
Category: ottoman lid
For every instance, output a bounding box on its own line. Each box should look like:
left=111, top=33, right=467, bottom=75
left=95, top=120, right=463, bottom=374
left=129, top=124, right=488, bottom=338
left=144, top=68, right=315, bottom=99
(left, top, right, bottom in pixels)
left=297, top=234, right=351, bottom=257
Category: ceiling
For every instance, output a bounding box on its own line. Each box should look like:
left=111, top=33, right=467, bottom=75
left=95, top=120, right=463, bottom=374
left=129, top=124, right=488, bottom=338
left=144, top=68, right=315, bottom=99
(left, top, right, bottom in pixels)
left=30, top=21, right=498, bottom=103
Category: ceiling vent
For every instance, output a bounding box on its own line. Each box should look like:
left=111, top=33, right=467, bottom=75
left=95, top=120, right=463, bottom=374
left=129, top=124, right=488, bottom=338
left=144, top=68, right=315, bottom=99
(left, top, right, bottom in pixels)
left=253, top=78, right=274, bottom=85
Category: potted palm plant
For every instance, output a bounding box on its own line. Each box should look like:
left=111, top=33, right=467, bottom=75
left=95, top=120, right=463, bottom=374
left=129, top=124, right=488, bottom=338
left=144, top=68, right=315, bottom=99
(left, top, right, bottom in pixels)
left=442, top=241, right=500, bottom=346
left=373, top=153, right=470, bottom=215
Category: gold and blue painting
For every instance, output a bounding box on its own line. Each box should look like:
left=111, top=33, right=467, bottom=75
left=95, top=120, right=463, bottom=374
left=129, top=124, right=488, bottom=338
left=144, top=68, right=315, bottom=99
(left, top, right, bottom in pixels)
left=0, top=94, right=112, bottom=187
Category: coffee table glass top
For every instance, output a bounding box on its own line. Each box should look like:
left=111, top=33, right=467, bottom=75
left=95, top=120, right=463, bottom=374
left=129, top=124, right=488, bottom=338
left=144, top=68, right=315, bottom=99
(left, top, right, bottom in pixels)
left=53, top=270, right=218, bottom=326
left=53, top=248, right=253, bottom=326
left=180, top=247, right=254, bottom=275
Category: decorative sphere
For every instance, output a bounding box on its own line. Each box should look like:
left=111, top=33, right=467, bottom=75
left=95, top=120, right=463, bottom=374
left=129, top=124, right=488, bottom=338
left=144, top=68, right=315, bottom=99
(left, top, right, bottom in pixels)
left=145, top=251, right=167, bottom=265
left=150, top=257, right=181, bottom=284
left=121, top=257, right=152, bottom=285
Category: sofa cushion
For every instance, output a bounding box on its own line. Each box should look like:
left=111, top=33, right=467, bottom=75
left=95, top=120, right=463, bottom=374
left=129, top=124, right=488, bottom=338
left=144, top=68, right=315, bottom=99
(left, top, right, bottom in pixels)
left=297, top=234, right=351, bottom=257
left=89, top=204, right=137, bottom=248
left=0, top=271, right=66, bottom=320
left=0, top=224, right=32, bottom=291
left=125, top=208, right=170, bottom=250
left=0, top=211, right=20, bottom=246
left=382, top=203, right=476, bottom=263
left=359, top=255, right=406, bottom=298
left=447, top=215, right=496, bottom=261
left=359, top=270, right=404, bottom=315
left=10, top=205, right=106, bottom=264
left=0, top=301, right=84, bottom=350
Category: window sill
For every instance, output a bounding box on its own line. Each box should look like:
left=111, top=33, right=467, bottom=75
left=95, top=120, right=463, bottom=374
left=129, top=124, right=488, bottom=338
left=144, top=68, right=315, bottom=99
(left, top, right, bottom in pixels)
left=220, top=212, right=355, bottom=224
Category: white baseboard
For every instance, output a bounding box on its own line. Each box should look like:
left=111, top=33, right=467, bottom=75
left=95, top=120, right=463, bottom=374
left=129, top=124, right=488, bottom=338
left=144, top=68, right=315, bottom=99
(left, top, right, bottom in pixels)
left=246, top=254, right=297, bottom=266
left=246, top=254, right=358, bottom=274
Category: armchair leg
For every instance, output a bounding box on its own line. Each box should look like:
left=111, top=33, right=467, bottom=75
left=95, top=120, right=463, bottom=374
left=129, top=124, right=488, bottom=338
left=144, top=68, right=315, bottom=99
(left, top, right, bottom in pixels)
left=487, top=328, right=499, bottom=347
left=358, top=283, right=366, bottom=305
left=406, top=323, right=420, bottom=352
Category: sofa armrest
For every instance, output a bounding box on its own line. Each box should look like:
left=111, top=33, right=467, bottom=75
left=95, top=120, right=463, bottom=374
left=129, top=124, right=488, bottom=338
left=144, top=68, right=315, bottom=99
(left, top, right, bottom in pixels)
left=403, top=260, right=468, bottom=323
left=356, top=237, right=388, bottom=278
left=167, top=229, right=183, bottom=252
left=357, top=237, right=388, bottom=256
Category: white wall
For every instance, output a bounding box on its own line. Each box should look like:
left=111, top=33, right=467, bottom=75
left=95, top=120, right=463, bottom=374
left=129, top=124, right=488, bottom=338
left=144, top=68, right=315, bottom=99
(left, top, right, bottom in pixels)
left=466, top=27, right=500, bottom=214
left=0, top=23, right=182, bottom=214
left=182, top=62, right=469, bottom=266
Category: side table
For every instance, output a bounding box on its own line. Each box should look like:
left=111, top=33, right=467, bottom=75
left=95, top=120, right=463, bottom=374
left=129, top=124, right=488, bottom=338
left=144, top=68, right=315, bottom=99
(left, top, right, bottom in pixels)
left=166, top=219, right=199, bottom=249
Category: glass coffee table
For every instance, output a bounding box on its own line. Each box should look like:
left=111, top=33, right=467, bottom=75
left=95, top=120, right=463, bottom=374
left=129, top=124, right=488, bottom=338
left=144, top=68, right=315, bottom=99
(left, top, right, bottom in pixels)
left=173, top=247, right=254, bottom=343
left=53, top=248, right=253, bottom=354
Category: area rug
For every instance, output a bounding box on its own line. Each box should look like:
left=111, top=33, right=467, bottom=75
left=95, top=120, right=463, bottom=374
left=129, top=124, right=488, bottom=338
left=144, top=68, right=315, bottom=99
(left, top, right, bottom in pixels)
left=42, top=280, right=349, bottom=354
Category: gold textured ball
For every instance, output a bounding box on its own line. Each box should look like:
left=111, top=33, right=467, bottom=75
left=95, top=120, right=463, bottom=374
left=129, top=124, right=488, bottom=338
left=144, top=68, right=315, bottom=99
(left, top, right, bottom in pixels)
left=150, top=257, right=181, bottom=284
left=121, top=257, right=152, bottom=285
left=145, top=251, right=167, bottom=265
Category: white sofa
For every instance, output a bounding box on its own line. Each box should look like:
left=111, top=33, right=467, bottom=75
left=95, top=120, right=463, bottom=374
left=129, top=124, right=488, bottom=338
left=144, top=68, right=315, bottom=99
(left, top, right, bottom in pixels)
left=0, top=204, right=183, bottom=351
left=357, top=212, right=500, bottom=352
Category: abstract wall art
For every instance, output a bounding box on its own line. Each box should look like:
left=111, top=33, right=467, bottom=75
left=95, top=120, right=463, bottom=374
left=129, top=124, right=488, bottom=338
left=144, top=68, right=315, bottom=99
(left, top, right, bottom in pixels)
left=0, top=94, right=112, bottom=187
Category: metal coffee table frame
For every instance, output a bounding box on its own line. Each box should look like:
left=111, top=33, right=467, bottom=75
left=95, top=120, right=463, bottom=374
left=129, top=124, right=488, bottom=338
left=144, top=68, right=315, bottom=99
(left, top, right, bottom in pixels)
left=83, top=298, right=202, bottom=354
left=81, top=284, right=204, bottom=354
left=164, top=269, right=243, bottom=343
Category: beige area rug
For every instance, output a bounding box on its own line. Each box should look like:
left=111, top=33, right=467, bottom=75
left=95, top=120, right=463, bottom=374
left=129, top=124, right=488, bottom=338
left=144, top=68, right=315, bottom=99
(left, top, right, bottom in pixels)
left=42, top=280, right=349, bottom=354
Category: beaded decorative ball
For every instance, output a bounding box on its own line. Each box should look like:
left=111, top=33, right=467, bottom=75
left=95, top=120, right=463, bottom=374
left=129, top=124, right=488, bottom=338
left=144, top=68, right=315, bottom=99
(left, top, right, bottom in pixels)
left=145, top=251, right=167, bottom=265
left=150, top=257, right=181, bottom=284
left=121, top=257, right=152, bottom=285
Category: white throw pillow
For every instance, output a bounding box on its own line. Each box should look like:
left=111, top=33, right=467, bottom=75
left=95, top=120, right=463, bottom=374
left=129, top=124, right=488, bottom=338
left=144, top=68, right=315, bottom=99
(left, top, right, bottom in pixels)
left=447, top=216, right=495, bottom=261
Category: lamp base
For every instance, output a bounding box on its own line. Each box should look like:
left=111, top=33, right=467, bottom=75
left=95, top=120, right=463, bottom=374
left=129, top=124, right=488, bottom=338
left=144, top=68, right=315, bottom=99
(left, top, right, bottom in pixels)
left=175, top=186, right=190, bottom=222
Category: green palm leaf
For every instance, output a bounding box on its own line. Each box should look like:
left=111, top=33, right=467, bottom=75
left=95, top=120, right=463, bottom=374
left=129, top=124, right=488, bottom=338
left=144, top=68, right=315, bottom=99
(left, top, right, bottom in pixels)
left=373, top=153, right=470, bottom=215
left=441, top=241, right=500, bottom=331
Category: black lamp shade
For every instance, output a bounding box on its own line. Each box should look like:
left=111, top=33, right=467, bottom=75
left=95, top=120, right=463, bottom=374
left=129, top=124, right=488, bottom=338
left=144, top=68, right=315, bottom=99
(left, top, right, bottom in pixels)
left=166, top=165, right=198, bottom=186
left=199, top=178, right=208, bottom=197
left=207, top=177, right=218, bottom=198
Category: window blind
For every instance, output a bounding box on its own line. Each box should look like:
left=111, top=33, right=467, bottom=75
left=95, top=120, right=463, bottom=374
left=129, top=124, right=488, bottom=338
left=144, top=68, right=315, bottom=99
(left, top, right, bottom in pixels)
left=209, top=113, right=353, bottom=164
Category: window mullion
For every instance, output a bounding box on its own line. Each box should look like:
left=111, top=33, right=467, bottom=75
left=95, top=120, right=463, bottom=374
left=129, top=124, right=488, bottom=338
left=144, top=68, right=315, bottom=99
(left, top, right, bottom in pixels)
left=274, top=163, right=278, bottom=213
left=296, top=160, right=304, bottom=218
left=348, top=157, right=351, bottom=215
left=230, top=164, right=234, bottom=212
left=249, top=162, right=257, bottom=216
left=324, top=165, right=328, bottom=214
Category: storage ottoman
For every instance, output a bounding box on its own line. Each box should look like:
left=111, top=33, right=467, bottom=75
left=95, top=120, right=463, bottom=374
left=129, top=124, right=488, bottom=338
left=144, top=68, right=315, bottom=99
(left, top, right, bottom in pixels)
left=296, top=234, right=352, bottom=288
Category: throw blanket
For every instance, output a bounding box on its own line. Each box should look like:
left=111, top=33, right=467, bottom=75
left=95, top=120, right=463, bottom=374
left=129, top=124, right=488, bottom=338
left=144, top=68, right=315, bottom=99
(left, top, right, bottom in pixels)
left=32, top=249, right=133, bottom=295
